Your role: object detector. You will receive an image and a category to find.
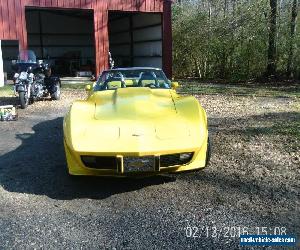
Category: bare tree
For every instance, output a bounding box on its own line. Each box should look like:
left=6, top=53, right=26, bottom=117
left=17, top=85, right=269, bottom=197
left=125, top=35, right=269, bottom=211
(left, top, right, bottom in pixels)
left=287, top=0, right=298, bottom=77
left=267, top=0, right=278, bottom=76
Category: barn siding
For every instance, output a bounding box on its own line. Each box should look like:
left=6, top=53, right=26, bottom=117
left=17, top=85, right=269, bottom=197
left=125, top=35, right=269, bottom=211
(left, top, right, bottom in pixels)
left=0, top=0, right=171, bottom=76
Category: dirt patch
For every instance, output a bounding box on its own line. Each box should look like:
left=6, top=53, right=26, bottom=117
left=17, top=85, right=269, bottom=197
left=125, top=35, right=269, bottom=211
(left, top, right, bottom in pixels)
left=0, top=88, right=299, bottom=248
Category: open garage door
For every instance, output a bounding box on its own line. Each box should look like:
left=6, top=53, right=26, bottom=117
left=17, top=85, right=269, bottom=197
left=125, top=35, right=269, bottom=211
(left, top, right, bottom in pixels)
left=108, top=12, right=162, bottom=69
left=25, top=8, right=95, bottom=77
left=0, top=40, right=19, bottom=82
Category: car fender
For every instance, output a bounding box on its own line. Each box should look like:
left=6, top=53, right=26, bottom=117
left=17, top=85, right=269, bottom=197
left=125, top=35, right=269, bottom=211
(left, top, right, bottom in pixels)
left=172, top=93, right=208, bottom=144
left=64, top=100, right=95, bottom=149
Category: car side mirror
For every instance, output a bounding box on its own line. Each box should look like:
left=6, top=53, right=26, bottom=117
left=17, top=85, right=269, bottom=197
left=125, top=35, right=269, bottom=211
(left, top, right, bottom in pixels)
left=171, top=81, right=180, bottom=90
left=85, top=84, right=92, bottom=91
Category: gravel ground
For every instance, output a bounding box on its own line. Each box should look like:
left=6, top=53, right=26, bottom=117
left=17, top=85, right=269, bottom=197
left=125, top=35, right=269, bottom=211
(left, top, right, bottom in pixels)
left=0, top=88, right=299, bottom=249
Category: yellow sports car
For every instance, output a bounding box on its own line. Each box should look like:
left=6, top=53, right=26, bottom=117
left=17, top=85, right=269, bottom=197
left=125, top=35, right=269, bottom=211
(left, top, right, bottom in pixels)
left=63, top=68, right=210, bottom=176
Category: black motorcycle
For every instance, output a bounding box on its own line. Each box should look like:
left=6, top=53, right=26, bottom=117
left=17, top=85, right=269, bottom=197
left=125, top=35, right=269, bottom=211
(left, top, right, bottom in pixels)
left=12, top=50, right=61, bottom=109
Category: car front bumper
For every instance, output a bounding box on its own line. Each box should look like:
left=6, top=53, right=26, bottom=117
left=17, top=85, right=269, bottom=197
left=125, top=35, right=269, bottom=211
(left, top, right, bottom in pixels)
left=64, top=137, right=208, bottom=177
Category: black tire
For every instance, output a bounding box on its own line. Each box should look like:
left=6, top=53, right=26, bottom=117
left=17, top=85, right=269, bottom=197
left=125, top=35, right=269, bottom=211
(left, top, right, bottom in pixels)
left=51, top=83, right=61, bottom=100
left=205, top=137, right=211, bottom=167
left=19, top=91, right=28, bottom=109
left=67, top=169, right=81, bottom=180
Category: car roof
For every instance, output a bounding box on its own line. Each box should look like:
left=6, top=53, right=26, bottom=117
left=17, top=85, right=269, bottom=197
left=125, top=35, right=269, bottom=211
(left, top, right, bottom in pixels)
left=106, top=67, right=162, bottom=72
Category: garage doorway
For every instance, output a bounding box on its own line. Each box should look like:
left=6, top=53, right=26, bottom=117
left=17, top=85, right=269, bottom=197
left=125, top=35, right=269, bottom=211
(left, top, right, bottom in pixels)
left=25, top=8, right=95, bottom=77
left=108, top=12, right=162, bottom=69
left=0, top=40, right=19, bottom=81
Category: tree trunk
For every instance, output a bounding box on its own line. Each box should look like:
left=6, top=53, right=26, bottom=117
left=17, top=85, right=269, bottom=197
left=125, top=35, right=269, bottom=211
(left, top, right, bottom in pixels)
left=204, top=59, right=207, bottom=78
left=232, top=0, right=236, bottom=16
left=267, top=0, right=278, bottom=76
left=224, top=0, right=228, bottom=17
left=204, top=0, right=212, bottom=79
left=287, top=0, right=298, bottom=77
left=193, top=57, right=202, bottom=79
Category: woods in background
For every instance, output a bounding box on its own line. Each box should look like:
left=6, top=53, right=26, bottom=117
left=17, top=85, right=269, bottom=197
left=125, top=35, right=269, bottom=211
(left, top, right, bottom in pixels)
left=172, top=0, right=299, bottom=81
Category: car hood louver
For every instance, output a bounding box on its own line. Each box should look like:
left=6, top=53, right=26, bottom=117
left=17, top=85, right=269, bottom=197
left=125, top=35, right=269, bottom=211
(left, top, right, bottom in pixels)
left=94, top=88, right=177, bottom=120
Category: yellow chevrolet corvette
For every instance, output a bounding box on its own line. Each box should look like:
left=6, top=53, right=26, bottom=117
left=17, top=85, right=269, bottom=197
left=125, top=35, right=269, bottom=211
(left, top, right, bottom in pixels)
left=63, top=68, right=210, bottom=176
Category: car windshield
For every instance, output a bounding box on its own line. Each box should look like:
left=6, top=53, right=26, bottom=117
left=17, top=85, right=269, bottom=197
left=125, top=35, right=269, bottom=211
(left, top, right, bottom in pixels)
left=94, top=69, right=171, bottom=91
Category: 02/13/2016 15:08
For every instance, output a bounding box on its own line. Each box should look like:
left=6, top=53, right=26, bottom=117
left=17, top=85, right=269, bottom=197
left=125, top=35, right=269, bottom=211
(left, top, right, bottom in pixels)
left=184, top=225, right=288, bottom=239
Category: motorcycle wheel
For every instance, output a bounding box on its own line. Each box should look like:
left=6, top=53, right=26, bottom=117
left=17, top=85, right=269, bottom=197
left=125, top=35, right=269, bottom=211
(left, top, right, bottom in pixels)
left=19, top=92, right=29, bottom=109
left=51, top=83, right=61, bottom=100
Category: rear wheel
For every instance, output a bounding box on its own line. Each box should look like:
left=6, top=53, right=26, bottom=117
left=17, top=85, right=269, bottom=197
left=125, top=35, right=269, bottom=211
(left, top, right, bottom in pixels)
left=51, top=82, right=61, bottom=100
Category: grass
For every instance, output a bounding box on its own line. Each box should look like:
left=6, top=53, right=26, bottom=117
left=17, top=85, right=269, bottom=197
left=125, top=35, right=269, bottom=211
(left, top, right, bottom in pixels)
left=178, top=81, right=300, bottom=98
left=0, top=85, right=14, bottom=97
left=245, top=121, right=300, bottom=139
left=61, top=83, right=89, bottom=90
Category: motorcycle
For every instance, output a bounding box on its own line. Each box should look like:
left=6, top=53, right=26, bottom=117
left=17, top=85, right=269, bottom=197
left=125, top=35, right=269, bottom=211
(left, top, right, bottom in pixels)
left=12, top=50, right=61, bottom=109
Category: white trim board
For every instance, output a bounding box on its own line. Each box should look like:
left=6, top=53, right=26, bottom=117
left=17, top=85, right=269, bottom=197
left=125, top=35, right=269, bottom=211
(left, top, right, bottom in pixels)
left=0, top=40, right=4, bottom=87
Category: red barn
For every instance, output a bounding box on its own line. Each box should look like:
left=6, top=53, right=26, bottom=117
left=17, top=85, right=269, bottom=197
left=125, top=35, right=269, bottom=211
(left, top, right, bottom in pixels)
left=0, top=0, right=172, bottom=81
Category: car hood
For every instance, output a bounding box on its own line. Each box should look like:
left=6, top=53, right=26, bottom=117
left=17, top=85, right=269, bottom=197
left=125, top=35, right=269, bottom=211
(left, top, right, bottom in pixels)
left=67, top=88, right=201, bottom=153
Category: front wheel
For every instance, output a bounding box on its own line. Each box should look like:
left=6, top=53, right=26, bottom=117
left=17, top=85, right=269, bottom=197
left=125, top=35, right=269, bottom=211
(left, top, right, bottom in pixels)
left=19, top=91, right=29, bottom=109
left=51, top=83, right=61, bottom=100
left=205, top=137, right=211, bottom=167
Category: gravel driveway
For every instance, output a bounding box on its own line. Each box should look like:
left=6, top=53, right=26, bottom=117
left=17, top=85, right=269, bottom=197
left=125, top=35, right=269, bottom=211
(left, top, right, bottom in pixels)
left=0, top=88, right=299, bottom=249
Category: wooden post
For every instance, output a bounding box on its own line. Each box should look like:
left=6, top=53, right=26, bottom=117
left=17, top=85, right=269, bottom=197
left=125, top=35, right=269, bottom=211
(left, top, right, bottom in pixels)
left=19, top=0, right=28, bottom=52
left=94, top=9, right=109, bottom=77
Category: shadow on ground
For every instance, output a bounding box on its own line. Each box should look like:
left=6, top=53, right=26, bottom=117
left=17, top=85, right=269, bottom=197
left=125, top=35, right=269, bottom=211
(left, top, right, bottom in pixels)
left=0, top=118, right=175, bottom=200
left=0, top=111, right=298, bottom=202
left=0, top=97, right=18, bottom=106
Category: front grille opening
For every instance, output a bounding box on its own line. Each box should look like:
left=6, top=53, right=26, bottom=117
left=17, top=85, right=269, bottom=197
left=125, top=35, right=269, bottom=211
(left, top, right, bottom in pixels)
left=160, top=152, right=194, bottom=168
left=81, top=156, right=117, bottom=170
